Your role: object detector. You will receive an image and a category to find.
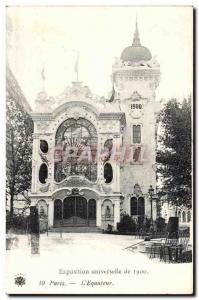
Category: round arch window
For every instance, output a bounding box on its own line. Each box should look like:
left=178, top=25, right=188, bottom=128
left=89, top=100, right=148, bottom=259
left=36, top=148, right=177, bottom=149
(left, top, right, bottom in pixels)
left=138, top=197, right=145, bottom=216
left=104, top=163, right=113, bottom=183
left=54, top=118, right=97, bottom=182
left=39, top=163, right=48, bottom=184
left=40, top=140, right=48, bottom=153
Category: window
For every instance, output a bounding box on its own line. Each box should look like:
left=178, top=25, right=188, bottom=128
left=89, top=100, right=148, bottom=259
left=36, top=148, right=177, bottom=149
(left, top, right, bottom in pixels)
left=54, top=118, right=97, bottom=182
left=187, top=211, right=191, bottom=222
left=130, top=197, right=137, bottom=216
left=130, top=197, right=145, bottom=216
left=138, top=197, right=145, bottom=215
left=39, top=163, right=48, bottom=184
left=40, top=140, right=48, bottom=153
left=178, top=211, right=182, bottom=222
left=133, top=125, right=141, bottom=144
left=104, top=163, right=113, bottom=183
left=182, top=211, right=186, bottom=223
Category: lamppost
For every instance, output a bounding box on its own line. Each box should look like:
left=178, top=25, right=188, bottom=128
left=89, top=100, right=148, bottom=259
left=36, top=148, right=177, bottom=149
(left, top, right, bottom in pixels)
left=148, top=185, right=154, bottom=230
left=46, top=203, right=49, bottom=237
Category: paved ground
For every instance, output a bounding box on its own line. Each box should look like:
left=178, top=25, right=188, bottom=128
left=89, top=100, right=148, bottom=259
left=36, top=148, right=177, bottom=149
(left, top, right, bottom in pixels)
left=6, top=232, right=193, bottom=294
left=7, top=232, right=144, bottom=259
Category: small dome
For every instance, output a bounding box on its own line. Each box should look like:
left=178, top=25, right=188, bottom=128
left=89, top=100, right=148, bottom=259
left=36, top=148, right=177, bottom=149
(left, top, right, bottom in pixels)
left=121, top=19, right=152, bottom=63
left=121, top=45, right=152, bottom=63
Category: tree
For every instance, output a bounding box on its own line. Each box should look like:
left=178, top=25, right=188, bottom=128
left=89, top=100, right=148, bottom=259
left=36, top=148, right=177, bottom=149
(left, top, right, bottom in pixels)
left=156, top=97, right=192, bottom=208
left=6, top=92, right=33, bottom=216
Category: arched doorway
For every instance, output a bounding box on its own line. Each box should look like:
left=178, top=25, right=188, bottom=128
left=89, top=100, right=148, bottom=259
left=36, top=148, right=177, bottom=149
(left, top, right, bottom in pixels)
left=54, top=199, right=62, bottom=226
left=63, top=196, right=88, bottom=226
left=130, top=196, right=145, bottom=225
left=88, top=199, right=96, bottom=226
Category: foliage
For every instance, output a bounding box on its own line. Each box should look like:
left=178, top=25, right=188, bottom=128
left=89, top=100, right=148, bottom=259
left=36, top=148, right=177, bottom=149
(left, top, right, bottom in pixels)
left=157, top=98, right=192, bottom=208
left=6, top=214, right=30, bottom=233
left=6, top=91, right=33, bottom=216
left=155, top=217, right=166, bottom=231
left=117, top=214, right=137, bottom=233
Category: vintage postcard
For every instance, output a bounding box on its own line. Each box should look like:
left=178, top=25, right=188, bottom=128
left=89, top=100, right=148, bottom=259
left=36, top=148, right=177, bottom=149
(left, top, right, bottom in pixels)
left=6, top=6, right=193, bottom=295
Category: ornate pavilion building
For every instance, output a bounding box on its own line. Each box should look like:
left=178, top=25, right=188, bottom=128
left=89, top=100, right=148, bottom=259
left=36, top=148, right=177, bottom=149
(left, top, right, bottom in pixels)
left=30, top=21, right=161, bottom=230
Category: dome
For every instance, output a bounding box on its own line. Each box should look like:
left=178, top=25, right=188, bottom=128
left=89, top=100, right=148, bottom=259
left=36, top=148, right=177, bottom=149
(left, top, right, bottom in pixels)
left=120, top=20, right=152, bottom=63
left=121, top=45, right=152, bottom=63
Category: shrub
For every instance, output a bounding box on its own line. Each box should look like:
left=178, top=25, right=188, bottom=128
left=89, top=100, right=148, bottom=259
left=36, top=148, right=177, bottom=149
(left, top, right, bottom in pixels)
left=155, top=217, right=166, bottom=232
left=117, top=215, right=136, bottom=233
left=6, top=215, right=30, bottom=233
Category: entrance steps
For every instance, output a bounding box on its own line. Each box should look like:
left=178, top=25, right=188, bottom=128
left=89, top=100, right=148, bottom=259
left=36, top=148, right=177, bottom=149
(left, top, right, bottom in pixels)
left=49, top=226, right=102, bottom=233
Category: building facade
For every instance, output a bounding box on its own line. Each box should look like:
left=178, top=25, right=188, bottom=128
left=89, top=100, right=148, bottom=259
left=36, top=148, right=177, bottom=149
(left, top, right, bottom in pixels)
left=160, top=199, right=191, bottom=228
left=30, top=22, right=161, bottom=230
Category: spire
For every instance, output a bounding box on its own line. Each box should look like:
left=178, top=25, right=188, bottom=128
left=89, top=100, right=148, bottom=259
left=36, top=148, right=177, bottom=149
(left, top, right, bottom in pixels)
left=132, top=15, right=141, bottom=46
left=41, top=67, right=46, bottom=92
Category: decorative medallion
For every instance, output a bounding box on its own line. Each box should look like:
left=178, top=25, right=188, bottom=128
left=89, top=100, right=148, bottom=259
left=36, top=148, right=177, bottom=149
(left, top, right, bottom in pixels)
left=134, top=184, right=142, bottom=197
left=125, top=91, right=144, bottom=119
left=14, top=274, right=26, bottom=287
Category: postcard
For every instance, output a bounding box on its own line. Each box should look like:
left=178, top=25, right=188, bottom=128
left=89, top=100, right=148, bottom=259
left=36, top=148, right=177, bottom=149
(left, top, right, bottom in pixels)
left=6, top=6, right=193, bottom=295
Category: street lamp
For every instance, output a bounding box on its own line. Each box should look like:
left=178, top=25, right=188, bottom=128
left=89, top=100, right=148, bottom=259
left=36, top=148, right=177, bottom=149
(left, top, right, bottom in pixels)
left=148, top=185, right=154, bottom=229
left=46, top=203, right=49, bottom=237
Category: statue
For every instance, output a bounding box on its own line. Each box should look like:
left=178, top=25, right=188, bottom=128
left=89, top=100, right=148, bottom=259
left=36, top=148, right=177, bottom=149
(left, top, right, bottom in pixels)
left=105, top=205, right=111, bottom=218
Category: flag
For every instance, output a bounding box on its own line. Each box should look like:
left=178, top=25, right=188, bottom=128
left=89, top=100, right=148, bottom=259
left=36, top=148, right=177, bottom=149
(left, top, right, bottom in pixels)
left=74, top=56, right=78, bottom=72
left=41, top=68, right=45, bottom=81
left=74, top=51, right=79, bottom=72
left=108, top=82, right=115, bottom=103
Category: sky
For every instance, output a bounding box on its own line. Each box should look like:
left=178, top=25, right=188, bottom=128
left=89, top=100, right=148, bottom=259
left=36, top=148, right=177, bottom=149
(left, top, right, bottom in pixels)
left=6, top=6, right=193, bottom=109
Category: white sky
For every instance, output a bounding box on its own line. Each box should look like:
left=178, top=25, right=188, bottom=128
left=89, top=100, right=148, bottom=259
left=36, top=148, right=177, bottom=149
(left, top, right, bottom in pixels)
left=6, top=6, right=193, bottom=109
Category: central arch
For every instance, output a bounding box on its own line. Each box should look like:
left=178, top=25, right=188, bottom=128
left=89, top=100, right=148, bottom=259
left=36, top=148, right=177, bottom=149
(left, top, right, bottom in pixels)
left=63, top=196, right=87, bottom=225
left=54, top=117, right=98, bottom=183
left=54, top=196, right=96, bottom=227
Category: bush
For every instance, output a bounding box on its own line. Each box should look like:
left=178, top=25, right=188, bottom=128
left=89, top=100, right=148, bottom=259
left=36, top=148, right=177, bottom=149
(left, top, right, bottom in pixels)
left=6, top=215, right=30, bottom=233
left=117, top=215, right=136, bottom=233
left=155, top=217, right=166, bottom=232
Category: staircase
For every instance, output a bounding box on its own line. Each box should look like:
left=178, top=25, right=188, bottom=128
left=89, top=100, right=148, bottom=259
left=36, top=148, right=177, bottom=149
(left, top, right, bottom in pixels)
left=49, top=226, right=102, bottom=233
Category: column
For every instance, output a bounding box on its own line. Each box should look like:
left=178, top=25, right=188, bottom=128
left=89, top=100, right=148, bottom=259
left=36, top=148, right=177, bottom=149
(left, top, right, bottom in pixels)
left=31, top=135, right=39, bottom=193
left=152, top=200, right=157, bottom=220
left=96, top=199, right=102, bottom=227
left=48, top=199, right=54, bottom=227
left=113, top=199, right=120, bottom=230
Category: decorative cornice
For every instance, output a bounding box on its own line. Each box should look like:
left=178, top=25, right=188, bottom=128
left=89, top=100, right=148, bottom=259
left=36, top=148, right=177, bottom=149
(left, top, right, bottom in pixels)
left=99, top=112, right=125, bottom=120
left=114, top=69, right=160, bottom=77
left=30, top=113, right=54, bottom=121
left=53, top=175, right=101, bottom=191
left=52, top=101, right=99, bottom=119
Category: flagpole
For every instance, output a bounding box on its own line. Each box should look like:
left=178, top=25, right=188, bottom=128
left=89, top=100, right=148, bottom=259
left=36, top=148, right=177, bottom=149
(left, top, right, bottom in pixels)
left=77, top=51, right=79, bottom=81
left=41, top=67, right=45, bottom=92
left=74, top=50, right=79, bottom=81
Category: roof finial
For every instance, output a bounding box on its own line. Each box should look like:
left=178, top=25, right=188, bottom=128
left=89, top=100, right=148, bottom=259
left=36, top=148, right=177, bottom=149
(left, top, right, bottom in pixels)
left=73, top=49, right=79, bottom=81
left=133, top=15, right=141, bottom=46
left=41, top=67, right=46, bottom=92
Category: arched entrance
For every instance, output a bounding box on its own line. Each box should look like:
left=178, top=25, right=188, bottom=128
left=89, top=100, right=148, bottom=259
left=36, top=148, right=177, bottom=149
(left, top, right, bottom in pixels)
left=63, top=196, right=87, bottom=225
left=54, top=196, right=96, bottom=226
left=88, top=199, right=96, bottom=226
left=54, top=199, right=62, bottom=225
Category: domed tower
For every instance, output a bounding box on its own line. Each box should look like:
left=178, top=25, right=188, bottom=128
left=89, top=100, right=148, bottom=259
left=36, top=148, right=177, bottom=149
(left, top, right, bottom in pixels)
left=120, top=19, right=152, bottom=64
left=112, top=19, right=161, bottom=223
